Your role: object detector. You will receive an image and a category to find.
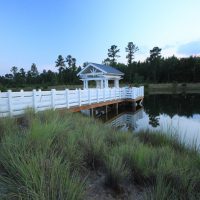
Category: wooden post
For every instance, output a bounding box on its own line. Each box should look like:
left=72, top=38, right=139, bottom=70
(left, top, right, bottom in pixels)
left=103, top=88, right=106, bottom=102
left=32, top=89, right=37, bottom=112
left=120, top=88, right=122, bottom=99
left=8, top=90, right=13, bottom=117
left=132, top=101, right=136, bottom=112
left=116, top=103, right=118, bottom=115
left=51, top=89, right=56, bottom=110
left=38, top=89, right=42, bottom=103
left=97, top=89, right=99, bottom=103
left=123, top=87, right=126, bottom=98
left=78, top=89, right=81, bottom=106
left=105, top=105, right=108, bottom=120
left=88, top=89, right=91, bottom=104
left=91, top=108, right=94, bottom=117
left=20, top=89, right=24, bottom=104
left=65, top=89, right=69, bottom=108
left=132, top=88, right=135, bottom=99
left=20, top=89, right=24, bottom=94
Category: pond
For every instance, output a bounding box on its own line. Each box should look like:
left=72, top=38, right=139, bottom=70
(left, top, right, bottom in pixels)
left=81, top=93, right=200, bottom=148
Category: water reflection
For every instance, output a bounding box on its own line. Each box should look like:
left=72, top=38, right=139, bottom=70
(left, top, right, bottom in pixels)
left=107, top=108, right=144, bottom=131
left=81, top=94, right=200, bottom=148
left=142, top=94, right=200, bottom=147
left=136, top=113, right=200, bottom=148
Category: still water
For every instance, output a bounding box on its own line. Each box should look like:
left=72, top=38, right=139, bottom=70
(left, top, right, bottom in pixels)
left=81, top=93, right=200, bottom=148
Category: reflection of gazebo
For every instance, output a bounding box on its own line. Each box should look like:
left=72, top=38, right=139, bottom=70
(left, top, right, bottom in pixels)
left=77, top=63, right=124, bottom=89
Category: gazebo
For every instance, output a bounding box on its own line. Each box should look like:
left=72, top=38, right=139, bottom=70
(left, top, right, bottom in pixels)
left=77, top=63, right=124, bottom=89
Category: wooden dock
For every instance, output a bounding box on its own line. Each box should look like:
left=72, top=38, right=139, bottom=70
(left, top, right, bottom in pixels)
left=68, top=97, right=143, bottom=112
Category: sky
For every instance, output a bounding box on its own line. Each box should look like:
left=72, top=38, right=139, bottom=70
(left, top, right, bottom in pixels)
left=0, top=0, right=200, bottom=75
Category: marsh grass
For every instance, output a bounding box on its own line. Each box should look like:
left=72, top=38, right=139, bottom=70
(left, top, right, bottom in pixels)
left=0, top=109, right=199, bottom=199
left=77, top=127, right=106, bottom=170
left=144, top=176, right=174, bottom=200
left=136, top=130, right=199, bottom=155
left=0, top=110, right=86, bottom=199
left=104, top=153, right=130, bottom=191
left=0, top=117, right=19, bottom=140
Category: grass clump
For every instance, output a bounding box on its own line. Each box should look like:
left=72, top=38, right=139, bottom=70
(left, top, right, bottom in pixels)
left=104, top=154, right=130, bottom=191
left=0, top=117, right=19, bottom=140
left=0, top=153, right=85, bottom=200
left=78, top=126, right=106, bottom=170
left=136, top=130, right=199, bottom=155
left=144, top=176, right=175, bottom=200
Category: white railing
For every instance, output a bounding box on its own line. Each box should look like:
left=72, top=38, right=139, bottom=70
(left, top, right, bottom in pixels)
left=0, top=86, right=144, bottom=117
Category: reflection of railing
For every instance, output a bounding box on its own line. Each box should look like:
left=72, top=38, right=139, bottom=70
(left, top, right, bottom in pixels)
left=0, top=86, right=144, bottom=117
left=108, top=108, right=144, bottom=130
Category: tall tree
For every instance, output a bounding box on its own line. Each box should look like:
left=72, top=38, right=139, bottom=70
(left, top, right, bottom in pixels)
left=149, top=47, right=162, bottom=62
left=55, top=55, right=66, bottom=71
left=107, top=45, right=120, bottom=66
left=66, top=55, right=73, bottom=68
left=102, top=58, right=111, bottom=66
left=30, top=63, right=39, bottom=78
left=18, top=68, right=26, bottom=84
left=125, top=42, right=139, bottom=65
left=148, top=47, right=162, bottom=82
left=10, top=66, right=18, bottom=78
left=71, top=58, right=76, bottom=70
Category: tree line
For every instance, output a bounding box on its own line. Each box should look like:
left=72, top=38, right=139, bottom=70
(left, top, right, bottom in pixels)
left=103, top=44, right=200, bottom=83
left=0, top=55, right=82, bottom=91
left=0, top=43, right=200, bottom=90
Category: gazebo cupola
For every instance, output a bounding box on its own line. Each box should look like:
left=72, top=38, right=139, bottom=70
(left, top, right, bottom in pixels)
left=77, top=63, right=124, bottom=89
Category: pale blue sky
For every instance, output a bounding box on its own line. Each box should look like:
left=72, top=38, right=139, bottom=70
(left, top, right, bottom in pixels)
left=0, top=0, right=200, bottom=75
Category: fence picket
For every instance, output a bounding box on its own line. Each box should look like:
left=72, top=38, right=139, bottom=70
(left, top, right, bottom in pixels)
left=32, top=89, right=37, bottom=112
left=51, top=89, right=56, bottom=109
left=78, top=89, right=81, bottom=106
left=8, top=90, right=13, bottom=116
left=65, top=89, right=69, bottom=108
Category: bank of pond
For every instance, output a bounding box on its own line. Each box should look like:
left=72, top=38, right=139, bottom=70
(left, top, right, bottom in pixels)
left=0, top=110, right=199, bottom=199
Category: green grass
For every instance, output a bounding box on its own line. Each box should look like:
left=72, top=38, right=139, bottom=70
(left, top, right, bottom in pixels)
left=0, top=110, right=199, bottom=199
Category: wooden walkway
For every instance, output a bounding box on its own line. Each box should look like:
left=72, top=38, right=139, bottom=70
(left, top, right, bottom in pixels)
left=68, top=97, right=143, bottom=112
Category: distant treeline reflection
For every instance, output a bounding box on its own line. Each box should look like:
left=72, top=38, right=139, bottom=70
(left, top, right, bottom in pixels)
left=144, top=94, right=200, bottom=118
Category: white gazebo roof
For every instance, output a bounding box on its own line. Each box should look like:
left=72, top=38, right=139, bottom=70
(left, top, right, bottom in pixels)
left=77, top=63, right=124, bottom=77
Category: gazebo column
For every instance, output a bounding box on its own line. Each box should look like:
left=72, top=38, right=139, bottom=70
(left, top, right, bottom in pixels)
left=83, top=80, right=86, bottom=89
left=105, top=79, right=108, bottom=88
left=83, top=80, right=89, bottom=89
left=101, top=79, right=103, bottom=89
left=85, top=80, right=88, bottom=89
left=114, top=79, right=119, bottom=88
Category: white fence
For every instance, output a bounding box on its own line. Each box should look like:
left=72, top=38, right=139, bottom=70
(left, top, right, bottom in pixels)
left=0, top=86, right=144, bottom=117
